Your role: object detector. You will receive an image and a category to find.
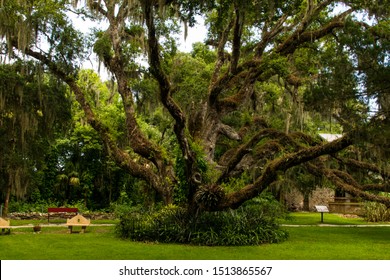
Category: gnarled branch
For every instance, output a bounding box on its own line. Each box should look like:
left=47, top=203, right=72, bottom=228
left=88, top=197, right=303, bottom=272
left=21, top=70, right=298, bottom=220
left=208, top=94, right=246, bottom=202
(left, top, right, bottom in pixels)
left=308, top=164, right=390, bottom=208
left=216, top=132, right=354, bottom=210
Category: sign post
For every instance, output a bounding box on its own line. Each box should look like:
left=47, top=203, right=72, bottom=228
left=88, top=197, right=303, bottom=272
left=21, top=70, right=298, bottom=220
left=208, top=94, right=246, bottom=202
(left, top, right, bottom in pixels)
left=315, top=205, right=329, bottom=223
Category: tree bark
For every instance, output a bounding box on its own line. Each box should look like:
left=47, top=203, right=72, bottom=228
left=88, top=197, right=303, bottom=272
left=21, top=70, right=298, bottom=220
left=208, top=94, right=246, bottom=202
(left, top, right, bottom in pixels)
left=3, top=184, right=11, bottom=217
left=303, top=193, right=310, bottom=211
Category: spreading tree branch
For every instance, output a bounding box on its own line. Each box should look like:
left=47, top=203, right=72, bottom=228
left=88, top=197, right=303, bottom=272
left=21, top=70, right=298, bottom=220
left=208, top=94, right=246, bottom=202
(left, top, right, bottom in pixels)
left=16, top=42, right=172, bottom=202
left=334, top=156, right=390, bottom=180
left=142, top=1, right=190, bottom=154
left=217, top=132, right=354, bottom=210
left=308, top=164, right=390, bottom=208
left=230, top=5, right=244, bottom=74
left=208, top=17, right=235, bottom=105
left=90, top=2, right=174, bottom=179
left=142, top=1, right=201, bottom=207
left=276, top=9, right=354, bottom=55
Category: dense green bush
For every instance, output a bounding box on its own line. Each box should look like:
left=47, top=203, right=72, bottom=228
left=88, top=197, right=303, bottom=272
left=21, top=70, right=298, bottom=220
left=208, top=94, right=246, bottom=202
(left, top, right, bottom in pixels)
left=7, top=200, right=54, bottom=213
left=364, top=202, right=390, bottom=222
left=116, top=195, right=288, bottom=246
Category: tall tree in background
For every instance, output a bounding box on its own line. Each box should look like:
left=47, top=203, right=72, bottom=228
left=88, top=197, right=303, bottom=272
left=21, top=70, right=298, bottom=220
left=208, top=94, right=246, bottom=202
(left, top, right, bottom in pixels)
left=0, top=62, right=71, bottom=215
left=1, top=0, right=389, bottom=215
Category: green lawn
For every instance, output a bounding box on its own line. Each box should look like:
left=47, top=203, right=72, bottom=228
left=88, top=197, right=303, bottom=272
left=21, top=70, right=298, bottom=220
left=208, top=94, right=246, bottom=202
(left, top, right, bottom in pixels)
left=280, top=212, right=375, bottom=225
left=1, top=216, right=390, bottom=260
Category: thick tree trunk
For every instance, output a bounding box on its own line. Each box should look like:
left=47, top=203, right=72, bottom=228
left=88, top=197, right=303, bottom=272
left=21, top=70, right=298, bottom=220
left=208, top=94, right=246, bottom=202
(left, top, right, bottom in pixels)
left=303, top=193, right=310, bottom=211
left=3, top=184, right=11, bottom=217
left=143, top=2, right=201, bottom=207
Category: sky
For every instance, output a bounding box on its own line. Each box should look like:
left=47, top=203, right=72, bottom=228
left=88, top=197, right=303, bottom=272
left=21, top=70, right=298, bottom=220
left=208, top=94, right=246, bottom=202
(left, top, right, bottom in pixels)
left=178, top=16, right=208, bottom=52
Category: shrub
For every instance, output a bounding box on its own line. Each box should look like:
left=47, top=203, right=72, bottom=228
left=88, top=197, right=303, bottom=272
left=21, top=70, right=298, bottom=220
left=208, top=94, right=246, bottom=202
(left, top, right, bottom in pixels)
left=188, top=209, right=288, bottom=246
left=116, top=199, right=288, bottom=246
left=8, top=199, right=55, bottom=213
left=116, top=204, right=186, bottom=242
left=364, top=202, right=390, bottom=222
left=7, top=199, right=89, bottom=214
left=110, top=202, right=141, bottom=219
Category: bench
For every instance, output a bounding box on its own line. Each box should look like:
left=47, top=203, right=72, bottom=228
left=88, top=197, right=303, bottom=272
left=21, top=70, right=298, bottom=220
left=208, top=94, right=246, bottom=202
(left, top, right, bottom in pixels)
left=0, top=217, right=11, bottom=235
left=47, top=207, right=78, bottom=223
left=66, top=214, right=90, bottom=233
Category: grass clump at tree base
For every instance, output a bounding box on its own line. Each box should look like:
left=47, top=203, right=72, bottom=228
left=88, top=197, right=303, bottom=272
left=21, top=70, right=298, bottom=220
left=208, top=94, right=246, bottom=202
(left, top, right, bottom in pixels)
left=116, top=201, right=288, bottom=246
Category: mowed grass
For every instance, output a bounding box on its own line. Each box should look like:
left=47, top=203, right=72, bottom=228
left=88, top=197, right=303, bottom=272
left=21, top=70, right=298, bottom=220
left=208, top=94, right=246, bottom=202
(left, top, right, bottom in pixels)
left=280, top=212, right=375, bottom=225
left=1, top=214, right=390, bottom=260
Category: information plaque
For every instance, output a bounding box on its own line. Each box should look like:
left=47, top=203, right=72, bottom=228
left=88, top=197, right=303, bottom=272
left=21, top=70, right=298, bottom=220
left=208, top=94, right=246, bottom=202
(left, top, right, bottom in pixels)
left=315, top=205, right=329, bottom=213
left=315, top=205, right=329, bottom=223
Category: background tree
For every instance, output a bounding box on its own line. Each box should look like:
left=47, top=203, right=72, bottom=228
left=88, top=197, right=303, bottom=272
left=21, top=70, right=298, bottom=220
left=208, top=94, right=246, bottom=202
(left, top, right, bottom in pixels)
left=38, top=69, right=146, bottom=209
left=0, top=62, right=71, bottom=216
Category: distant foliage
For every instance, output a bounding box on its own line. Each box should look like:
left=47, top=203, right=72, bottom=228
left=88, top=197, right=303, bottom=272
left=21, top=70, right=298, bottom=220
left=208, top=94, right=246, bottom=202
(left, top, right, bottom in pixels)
left=7, top=199, right=89, bottom=213
left=7, top=200, right=52, bottom=213
left=116, top=197, right=288, bottom=246
left=364, top=202, right=390, bottom=222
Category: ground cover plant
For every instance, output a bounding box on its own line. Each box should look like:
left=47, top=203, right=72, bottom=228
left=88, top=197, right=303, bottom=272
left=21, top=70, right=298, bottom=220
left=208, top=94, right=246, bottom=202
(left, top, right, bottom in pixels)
left=116, top=196, right=288, bottom=246
left=364, top=202, right=390, bottom=222
left=116, top=205, right=288, bottom=246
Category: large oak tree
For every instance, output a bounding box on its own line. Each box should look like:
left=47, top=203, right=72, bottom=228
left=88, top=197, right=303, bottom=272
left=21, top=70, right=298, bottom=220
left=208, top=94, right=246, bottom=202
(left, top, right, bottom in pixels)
left=1, top=0, right=389, bottom=214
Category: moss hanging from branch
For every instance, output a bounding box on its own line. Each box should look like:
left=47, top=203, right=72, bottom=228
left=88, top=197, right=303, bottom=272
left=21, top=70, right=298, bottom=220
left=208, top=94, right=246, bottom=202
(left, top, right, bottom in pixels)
left=7, top=166, right=29, bottom=198
left=0, top=62, right=71, bottom=200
